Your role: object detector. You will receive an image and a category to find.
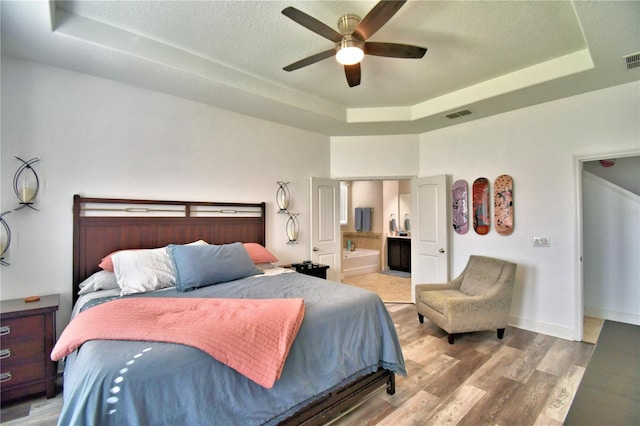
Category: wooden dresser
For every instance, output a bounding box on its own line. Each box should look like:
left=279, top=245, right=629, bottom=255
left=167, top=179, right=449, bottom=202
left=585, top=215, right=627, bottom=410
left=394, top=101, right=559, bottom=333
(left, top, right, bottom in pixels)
left=0, top=294, right=59, bottom=404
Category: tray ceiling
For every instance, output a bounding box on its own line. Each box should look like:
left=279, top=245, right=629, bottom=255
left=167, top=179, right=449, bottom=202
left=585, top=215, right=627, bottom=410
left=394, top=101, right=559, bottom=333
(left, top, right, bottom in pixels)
left=1, top=1, right=638, bottom=136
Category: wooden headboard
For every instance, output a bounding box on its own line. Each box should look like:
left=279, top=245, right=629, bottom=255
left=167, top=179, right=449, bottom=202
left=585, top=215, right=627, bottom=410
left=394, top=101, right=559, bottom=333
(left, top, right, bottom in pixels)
left=72, top=195, right=266, bottom=303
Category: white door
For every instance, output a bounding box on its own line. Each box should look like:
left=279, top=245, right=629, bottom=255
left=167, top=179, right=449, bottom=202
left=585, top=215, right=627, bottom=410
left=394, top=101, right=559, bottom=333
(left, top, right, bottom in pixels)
left=411, top=174, right=449, bottom=301
left=310, top=177, right=341, bottom=282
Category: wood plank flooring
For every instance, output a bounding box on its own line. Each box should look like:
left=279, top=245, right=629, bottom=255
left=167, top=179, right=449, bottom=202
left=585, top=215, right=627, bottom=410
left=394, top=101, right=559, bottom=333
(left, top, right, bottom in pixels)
left=331, top=303, right=595, bottom=426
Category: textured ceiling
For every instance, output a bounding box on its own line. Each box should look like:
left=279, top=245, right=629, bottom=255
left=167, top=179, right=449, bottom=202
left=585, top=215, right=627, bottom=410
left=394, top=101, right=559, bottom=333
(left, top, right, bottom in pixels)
left=1, top=1, right=639, bottom=136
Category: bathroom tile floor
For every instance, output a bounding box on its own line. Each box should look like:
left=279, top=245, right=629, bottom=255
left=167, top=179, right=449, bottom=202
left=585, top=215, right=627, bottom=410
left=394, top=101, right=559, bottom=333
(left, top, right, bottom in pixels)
left=342, top=272, right=412, bottom=303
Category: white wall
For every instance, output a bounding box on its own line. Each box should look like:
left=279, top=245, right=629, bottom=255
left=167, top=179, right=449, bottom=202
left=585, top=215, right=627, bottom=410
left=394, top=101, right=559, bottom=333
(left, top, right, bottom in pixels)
left=583, top=156, right=640, bottom=195
left=331, top=81, right=640, bottom=340
left=330, top=134, right=419, bottom=179
left=583, top=171, right=639, bottom=324
left=0, top=56, right=330, bottom=333
left=417, top=82, right=640, bottom=339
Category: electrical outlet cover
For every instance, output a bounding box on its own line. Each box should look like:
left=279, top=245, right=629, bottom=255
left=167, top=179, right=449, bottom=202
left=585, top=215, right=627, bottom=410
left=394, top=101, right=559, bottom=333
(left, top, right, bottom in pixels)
left=533, top=236, right=550, bottom=247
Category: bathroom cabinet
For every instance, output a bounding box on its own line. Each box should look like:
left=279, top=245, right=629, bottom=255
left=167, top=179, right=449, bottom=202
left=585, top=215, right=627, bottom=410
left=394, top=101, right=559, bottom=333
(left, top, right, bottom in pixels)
left=388, top=237, right=411, bottom=272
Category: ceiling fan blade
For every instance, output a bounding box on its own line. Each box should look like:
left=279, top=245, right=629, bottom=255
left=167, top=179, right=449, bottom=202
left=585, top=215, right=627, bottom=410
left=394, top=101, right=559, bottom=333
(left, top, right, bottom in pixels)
left=344, top=63, right=361, bottom=87
left=282, top=7, right=343, bottom=43
left=353, top=0, right=407, bottom=41
left=283, top=49, right=336, bottom=72
left=364, top=42, right=427, bottom=58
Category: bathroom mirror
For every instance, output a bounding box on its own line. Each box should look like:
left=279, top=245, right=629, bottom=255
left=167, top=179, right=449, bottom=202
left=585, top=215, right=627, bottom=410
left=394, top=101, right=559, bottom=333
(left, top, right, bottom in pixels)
left=398, top=193, right=411, bottom=232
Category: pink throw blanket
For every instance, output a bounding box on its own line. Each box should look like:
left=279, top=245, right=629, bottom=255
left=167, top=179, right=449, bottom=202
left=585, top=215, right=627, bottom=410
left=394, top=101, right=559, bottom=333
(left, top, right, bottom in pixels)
left=51, top=297, right=305, bottom=389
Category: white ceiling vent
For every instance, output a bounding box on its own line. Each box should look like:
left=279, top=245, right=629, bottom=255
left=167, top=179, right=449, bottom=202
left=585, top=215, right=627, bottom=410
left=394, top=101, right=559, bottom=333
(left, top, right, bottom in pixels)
left=445, top=109, right=472, bottom=119
left=623, top=52, right=640, bottom=70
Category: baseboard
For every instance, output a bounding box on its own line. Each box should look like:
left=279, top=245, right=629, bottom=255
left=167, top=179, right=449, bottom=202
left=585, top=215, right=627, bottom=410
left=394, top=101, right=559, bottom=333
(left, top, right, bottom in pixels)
left=509, top=315, right=576, bottom=341
left=584, top=306, right=640, bottom=325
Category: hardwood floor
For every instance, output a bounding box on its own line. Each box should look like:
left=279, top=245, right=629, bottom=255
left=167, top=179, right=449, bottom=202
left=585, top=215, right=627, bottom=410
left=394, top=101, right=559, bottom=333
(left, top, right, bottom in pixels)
left=331, top=303, right=595, bottom=426
left=0, top=392, right=63, bottom=425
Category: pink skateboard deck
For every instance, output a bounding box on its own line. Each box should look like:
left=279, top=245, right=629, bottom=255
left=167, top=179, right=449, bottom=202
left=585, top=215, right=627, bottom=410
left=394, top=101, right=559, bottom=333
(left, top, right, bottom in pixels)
left=452, top=179, right=468, bottom=234
left=472, top=177, right=490, bottom=235
left=494, top=174, right=514, bottom=236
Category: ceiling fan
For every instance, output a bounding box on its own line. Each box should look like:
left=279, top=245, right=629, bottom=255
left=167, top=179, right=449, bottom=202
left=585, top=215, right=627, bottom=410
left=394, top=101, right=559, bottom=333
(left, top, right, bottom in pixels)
left=282, top=0, right=427, bottom=87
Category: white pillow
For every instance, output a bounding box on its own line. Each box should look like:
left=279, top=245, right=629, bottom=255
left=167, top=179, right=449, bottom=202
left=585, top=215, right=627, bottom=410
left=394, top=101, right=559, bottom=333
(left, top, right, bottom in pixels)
left=112, top=241, right=208, bottom=295
left=78, top=270, right=119, bottom=295
left=113, top=247, right=176, bottom=295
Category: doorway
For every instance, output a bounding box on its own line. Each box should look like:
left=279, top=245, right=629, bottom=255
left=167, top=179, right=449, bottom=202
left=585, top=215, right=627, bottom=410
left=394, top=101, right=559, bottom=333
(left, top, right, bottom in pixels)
left=577, top=153, right=640, bottom=342
left=339, top=178, right=412, bottom=303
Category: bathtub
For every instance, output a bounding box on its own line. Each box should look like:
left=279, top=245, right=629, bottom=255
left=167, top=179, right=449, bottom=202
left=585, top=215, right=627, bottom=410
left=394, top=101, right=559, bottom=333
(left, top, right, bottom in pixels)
left=342, top=248, right=380, bottom=278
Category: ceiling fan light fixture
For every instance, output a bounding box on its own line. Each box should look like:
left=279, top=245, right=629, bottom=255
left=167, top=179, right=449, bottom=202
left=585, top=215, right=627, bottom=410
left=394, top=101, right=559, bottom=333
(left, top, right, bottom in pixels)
left=283, top=4, right=425, bottom=87
left=336, top=37, right=364, bottom=65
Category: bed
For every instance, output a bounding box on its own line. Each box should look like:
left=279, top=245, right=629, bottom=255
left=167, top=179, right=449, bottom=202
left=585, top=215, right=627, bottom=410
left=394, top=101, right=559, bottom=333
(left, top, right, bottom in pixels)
left=58, top=195, right=406, bottom=425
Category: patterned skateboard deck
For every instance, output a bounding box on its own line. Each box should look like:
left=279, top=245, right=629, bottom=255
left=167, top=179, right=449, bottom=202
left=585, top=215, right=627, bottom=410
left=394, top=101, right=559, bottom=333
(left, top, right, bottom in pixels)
left=494, top=174, right=514, bottom=236
left=452, top=179, right=468, bottom=234
left=472, top=177, right=490, bottom=235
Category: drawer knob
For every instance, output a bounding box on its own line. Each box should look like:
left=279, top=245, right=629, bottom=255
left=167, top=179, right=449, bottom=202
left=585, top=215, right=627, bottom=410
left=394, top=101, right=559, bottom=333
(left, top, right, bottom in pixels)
left=0, top=348, right=10, bottom=359
left=0, top=372, right=11, bottom=383
left=0, top=326, right=10, bottom=336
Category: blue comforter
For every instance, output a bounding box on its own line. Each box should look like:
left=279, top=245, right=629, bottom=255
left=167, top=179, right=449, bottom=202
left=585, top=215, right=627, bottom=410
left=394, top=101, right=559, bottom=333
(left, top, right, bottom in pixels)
left=58, top=272, right=406, bottom=425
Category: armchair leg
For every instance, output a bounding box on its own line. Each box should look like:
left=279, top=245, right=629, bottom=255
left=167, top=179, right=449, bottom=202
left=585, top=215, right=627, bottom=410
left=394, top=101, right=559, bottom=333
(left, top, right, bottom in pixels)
left=447, top=334, right=455, bottom=344
left=497, top=328, right=505, bottom=339
left=418, top=313, right=424, bottom=323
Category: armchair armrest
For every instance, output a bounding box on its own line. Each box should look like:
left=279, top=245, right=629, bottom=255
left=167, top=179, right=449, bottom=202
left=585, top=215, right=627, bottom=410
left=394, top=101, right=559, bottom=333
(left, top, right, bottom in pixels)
left=415, top=272, right=465, bottom=294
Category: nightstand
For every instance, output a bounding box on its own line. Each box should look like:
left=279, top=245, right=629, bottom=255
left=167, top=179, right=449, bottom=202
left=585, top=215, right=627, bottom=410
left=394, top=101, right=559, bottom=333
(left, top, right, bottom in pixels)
left=1, top=294, right=59, bottom=404
left=289, top=263, right=330, bottom=279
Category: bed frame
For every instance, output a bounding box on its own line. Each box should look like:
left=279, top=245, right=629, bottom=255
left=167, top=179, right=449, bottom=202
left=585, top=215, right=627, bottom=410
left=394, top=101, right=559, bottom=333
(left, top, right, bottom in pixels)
left=71, top=194, right=395, bottom=425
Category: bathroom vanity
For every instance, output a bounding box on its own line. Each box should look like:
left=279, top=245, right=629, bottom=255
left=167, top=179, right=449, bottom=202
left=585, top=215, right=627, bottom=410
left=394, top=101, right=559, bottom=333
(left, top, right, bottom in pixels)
left=387, top=237, right=411, bottom=272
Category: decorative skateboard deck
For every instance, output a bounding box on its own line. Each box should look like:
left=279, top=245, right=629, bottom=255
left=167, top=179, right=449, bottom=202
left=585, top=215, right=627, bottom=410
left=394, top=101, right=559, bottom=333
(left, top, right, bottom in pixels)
left=494, top=174, right=514, bottom=236
left=472, top=177, right=490, bottom=235
left=452, top=179, right=468, bottom=234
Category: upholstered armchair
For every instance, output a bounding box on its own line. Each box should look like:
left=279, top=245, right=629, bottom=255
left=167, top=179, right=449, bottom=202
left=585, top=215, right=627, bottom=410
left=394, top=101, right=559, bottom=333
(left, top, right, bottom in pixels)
left=415, top=255, right=517, bottom=344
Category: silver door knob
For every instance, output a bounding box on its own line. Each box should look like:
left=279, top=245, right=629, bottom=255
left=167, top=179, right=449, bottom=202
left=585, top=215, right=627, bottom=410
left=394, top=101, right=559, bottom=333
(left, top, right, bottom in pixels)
left=313, top=247, right=319, bottom=252
left=439, top=248, right=445, bottom=253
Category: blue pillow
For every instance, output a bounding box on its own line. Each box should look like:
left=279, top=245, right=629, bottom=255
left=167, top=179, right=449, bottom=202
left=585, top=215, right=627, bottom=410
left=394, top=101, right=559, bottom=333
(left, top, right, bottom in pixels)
left=169, top=242, right=262, bottom=292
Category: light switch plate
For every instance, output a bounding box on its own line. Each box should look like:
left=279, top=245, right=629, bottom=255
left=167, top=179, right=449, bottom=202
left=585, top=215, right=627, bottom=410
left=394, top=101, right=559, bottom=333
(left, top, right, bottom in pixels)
left=533, top=236, right=550, bottom=247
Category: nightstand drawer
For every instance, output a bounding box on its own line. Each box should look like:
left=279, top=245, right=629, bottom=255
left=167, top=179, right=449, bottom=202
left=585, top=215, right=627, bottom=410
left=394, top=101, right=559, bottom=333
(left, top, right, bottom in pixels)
left=1, top=332, right=46, bottom=388
left=1, top=338, right=45, bottom=369
left=0, top=315, right=45, bottom=345
left=0, top=359, right=46, bottom=387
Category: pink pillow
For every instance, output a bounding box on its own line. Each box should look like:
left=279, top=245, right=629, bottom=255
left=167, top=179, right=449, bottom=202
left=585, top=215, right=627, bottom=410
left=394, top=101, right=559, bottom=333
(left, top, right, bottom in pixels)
left=243, top=243, right=278, bottom=264
left=99, top=249, right=130, bottom=272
